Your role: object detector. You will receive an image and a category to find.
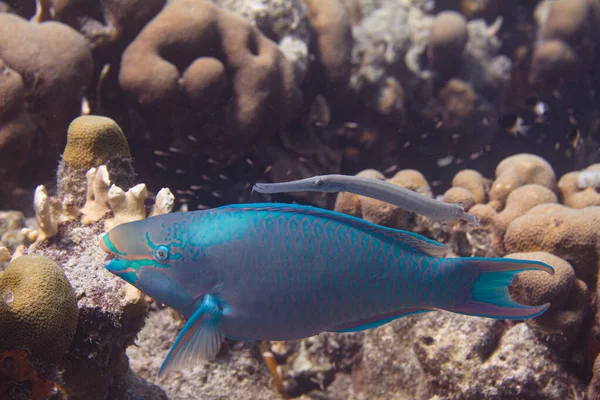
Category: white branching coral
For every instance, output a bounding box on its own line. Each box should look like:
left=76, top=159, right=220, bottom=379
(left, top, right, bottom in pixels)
left=81, top=166, right=112, bottom=224
left=33, top=185, right=58, bottom=241
left=29, top=165, right=175, bottom=242
left=105, top=184, right=148, bottom=230
left=150, top=188, right=176, bottom=217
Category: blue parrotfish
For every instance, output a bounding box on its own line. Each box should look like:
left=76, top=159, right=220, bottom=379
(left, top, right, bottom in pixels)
left=100, top=203, right=554, bottom=376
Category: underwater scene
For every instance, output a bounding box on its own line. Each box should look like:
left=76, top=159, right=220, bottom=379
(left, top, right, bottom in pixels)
left=0, top=0, right=600, bottom=399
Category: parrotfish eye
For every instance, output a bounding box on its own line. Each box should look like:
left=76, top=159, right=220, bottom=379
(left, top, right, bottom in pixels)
left=153, top=246, right=170, bottom=261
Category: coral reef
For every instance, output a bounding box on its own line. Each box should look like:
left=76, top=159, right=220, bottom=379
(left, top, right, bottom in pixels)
left=0, top=1, right=599, bottom=398
left=0, top=255, right=78, bottom=366
left=0, top=13, right=92, bottom=190
left=349, top=0, right=510, bottom=140
left=353, top=313, right=586, bottom=399
left=488, top=153, right=556, bottom=210
left=302, top=0, right=353, bottom=89
left=0, top=58, right=37, bottom=193
left=119, top=0, right=299, bottom=163
left=211, top=0, right=311, bottom=83
left=58, top=115, right=134, bottom=206
left=558, top=163, right=600, bottom=208
left=530, top=0, right=599, bottom=90
left=427, top=11, right=469, bottom=79
left=504, top=204, right=600, bottom=287
left=508, top=251, right=588, bottom=336
left=44, top=0, right=167, bottom=52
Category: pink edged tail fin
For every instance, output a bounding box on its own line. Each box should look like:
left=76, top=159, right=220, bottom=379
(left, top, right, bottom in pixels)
left=443, top=257, right=554, bottom=320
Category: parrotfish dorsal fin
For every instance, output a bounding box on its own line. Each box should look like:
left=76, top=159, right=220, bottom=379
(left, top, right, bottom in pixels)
left=220, top=203, right=448, bottom=257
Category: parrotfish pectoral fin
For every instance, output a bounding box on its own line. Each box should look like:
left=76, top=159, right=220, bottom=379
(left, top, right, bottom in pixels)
left=444, top=257, right=554, bottom=320
left=328, top=308, right=432, bottom=333
left=158, top=295, right=224, bottom=377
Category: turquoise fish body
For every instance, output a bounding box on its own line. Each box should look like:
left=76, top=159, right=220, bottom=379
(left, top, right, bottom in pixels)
left=101, top=203, right=553, bottom=375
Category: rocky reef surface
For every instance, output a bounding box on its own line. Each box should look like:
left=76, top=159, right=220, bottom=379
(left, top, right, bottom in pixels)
left=0, top=0, right=599, bottom=399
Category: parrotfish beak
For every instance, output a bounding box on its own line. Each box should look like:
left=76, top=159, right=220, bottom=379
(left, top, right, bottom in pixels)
left=100, top=232, right=127, bottom=273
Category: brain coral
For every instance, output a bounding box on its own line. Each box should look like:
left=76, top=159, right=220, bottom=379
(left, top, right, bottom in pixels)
left=0, top=255, right=78, bottom=366
left=508, top=251, right=587, bottom=335
left=504, top=204, right=600, bottom=287
left=57, top=115, right=134, bottom=207
left=488, top=153, right=556, bottom=210
left=119, top=0, right=299, bottom=156
left=62, top=116, right=131, bottom=170
left=558, top=164, right=600, bottom=208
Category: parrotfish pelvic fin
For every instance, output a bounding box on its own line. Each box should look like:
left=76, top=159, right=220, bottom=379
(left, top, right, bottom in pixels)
left=158, top=295, right=224, bottom=376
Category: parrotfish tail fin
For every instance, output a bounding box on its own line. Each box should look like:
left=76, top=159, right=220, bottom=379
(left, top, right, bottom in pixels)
left=443, top=257, right=554, bottom=320
left=158, top=295, right=224, bottom=377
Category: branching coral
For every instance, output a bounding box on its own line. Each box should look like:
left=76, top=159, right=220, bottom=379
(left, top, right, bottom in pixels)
left=34, top=164, right=174, bottom=240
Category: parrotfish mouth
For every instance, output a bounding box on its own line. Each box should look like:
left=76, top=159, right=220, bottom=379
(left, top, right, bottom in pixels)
left=104, top=252, right=118, bottom=263
left=100, top=233, right=123, bottom=267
